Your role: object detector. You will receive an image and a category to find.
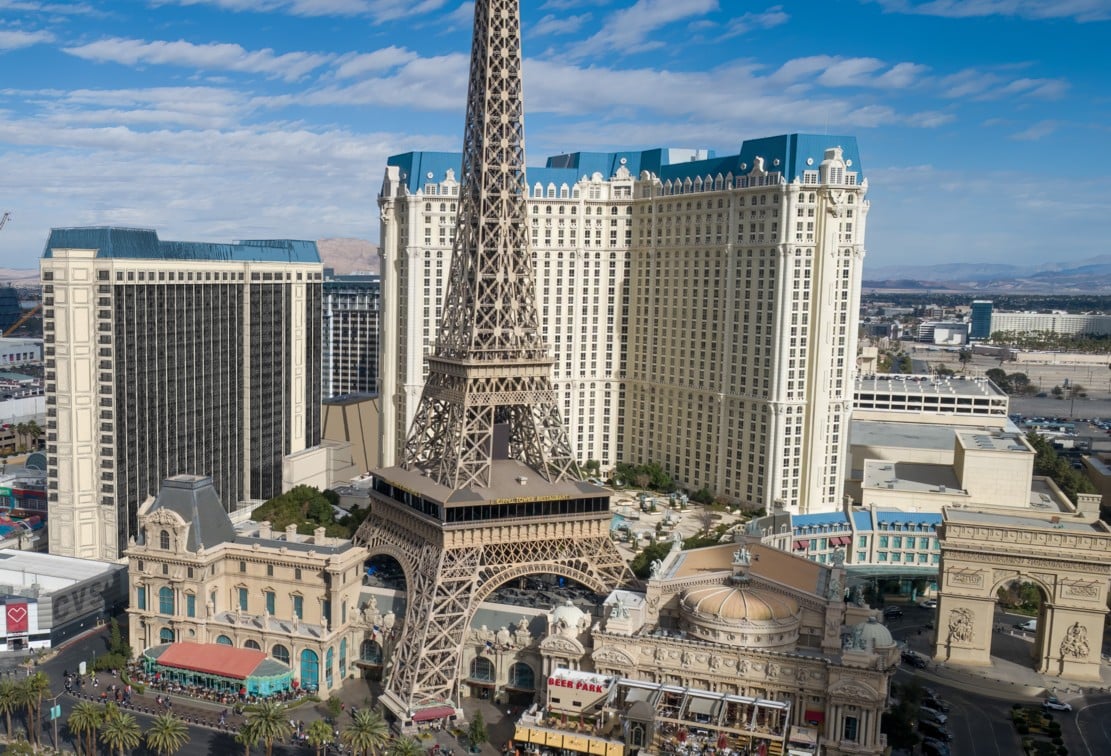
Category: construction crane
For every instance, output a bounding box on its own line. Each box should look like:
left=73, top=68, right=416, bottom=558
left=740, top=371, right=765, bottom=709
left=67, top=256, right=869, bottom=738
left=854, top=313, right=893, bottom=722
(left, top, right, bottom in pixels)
left=1, top=211, right=42, bottom=337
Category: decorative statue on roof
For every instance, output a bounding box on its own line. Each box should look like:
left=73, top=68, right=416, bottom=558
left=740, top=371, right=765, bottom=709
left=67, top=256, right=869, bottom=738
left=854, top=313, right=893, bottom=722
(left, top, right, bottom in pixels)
left=831, top=546, right=846, bottom=567
left=649, top=558, right=664, bottom=580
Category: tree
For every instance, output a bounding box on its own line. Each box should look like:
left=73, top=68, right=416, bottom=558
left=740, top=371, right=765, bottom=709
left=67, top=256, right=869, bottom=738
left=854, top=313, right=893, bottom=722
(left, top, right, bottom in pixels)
left=387, top=736, right=425, bottom=756
left=23, top=420, right=42, bottom=449
left=468, top=710, right=489, bottom=750
left=99, top=704, right=142, bottom=756
left=235, top=719, right=261, bottom=756
left=244, top=700, right=292, bottom=756
left=325, top=694, right=343, bottom=720
left=28, top=671, right=48, bottom=743
left=342, top=708, right=390, bottom=756
left=958, top=348, right=973, bottom=370
left=0, top=679, right=18, bottom=738
left=11, top=678, right=34, bottom=742
left=145, top=713, right=190, bottom=756
left=306, top=719, right=334, bottom=756
left=68, top=701, right=105, bottom=756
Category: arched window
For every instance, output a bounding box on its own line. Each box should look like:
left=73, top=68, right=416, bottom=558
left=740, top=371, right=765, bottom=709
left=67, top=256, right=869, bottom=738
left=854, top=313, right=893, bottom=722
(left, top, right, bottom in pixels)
left=244, top=639, right=261, bottom=650
left=339, top=639, right=347, bottom=679
left=325, top=647, right=335, bottom=689
left=469, top=656, right=494, bottom=682
left=301, top=649, right=320, bottom=690
left=272, top=644, right=290, bottom=665
left=159, top=530, right=170, bottom=550
left=508, top=662, right=535, bottom=690
left=360, top=640, right=383, bottom=664
left=159, top=628, right=175, bottom=643
left=158, top=586, right=174, bottom=616
left=216, top=635, right=233, bottom=646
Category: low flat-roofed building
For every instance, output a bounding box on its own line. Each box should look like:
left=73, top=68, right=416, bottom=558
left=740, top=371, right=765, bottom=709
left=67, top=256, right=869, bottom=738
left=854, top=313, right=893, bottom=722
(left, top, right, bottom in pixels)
left=0, top=549, right=126, bottom=651
left=854, top=374, right=1008, bottom=426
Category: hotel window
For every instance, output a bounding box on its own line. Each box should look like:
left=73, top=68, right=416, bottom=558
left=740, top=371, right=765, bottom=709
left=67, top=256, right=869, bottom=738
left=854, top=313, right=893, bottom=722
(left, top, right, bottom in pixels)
left=238, top=587, right=248, bottom=611
left=843, top=716, right=859, bottom=742
left=266, top=591, right=276, bottom=615
left=186, top=593, right=196, bottom=618
left=293, top=595, right=303, bottom=620
left=136, top=586, right=147, bottom=611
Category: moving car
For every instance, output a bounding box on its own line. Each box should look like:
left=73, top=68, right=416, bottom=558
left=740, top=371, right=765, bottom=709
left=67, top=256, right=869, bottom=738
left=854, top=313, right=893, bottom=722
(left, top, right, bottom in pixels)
left=920, top=598, right=938, bottom=609
left=883, top=606, right=904, bottom=619
left=923, top=695, right=950, bottom=712
left=1043, top=696, right=1072, bottom=712
left=901, top=650, right=929, bottom=669
left=1016, top=619, right=1038, bottom=632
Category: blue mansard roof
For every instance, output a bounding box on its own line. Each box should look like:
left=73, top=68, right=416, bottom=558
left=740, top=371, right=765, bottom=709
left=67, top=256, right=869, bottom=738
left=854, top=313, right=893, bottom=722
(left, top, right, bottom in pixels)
left=387, top=134, right=861, bottom=195
left=43, top=227, right=320, bottom=264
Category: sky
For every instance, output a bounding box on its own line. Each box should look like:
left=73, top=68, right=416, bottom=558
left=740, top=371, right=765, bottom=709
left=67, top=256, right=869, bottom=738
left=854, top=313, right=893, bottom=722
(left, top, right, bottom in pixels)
left=1, top=0, right=1109, bottom=272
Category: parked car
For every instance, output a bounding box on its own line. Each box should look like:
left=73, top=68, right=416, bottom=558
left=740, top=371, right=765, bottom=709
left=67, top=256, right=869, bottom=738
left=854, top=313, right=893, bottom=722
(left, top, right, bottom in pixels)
left=923, top=695, right=950, bottom=712
left=883, top=606, right=904, bottom=619
left=919, top=707, right=948, bottom=725
left=922, top=739, right=951, bottom=756
left=919, top=721, right=951, bottom=742
left=920, top=598, right=938, bottom=609
left=1043, top=696, right=1072, bottom=712
left=1016, top=619, right=1038, bottom=632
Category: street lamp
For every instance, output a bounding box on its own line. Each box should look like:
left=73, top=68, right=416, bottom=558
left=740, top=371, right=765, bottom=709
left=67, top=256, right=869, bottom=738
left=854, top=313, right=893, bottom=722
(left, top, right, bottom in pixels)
left=46, top=691, right=64, bottom=749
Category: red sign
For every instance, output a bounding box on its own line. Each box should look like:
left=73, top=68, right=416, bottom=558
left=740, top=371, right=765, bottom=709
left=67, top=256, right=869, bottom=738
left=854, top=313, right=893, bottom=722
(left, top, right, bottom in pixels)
left=547, top=676, right=606, bottom=694
left=5, top=603, right=28, bottom=633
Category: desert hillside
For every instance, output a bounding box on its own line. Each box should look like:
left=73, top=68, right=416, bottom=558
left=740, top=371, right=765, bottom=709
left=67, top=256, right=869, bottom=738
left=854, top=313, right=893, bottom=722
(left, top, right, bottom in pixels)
left=317, top=238, right=380, bottom=275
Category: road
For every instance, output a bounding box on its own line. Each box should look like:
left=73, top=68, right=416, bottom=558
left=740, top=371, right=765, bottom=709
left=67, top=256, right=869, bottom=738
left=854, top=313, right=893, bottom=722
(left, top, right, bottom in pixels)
left=885, top=604, right=1111, bottom=756
left=3, top=624, right=320, bottom=755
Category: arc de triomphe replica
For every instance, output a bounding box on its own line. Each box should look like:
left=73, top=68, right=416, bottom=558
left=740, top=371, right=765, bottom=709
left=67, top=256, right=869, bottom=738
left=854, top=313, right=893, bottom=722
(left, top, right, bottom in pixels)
left=934, top=507, right=1111, bottom=682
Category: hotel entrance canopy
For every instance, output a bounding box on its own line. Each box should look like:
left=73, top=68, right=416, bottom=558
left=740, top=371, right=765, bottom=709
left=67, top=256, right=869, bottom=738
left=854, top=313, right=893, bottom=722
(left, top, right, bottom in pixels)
left=142, top=642, right=293, bottom=696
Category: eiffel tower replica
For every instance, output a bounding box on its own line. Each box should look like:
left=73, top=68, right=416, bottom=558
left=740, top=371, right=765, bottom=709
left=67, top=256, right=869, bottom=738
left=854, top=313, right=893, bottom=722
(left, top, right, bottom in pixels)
left=354, top=0, right=630, bottom=725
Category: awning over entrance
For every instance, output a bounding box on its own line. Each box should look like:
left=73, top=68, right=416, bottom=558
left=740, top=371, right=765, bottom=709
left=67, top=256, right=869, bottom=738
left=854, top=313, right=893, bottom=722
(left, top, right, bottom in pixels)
left=803, top=709, right=825, bottom=724
left=142, top=643, right=292, bottom=697
left=412, top=705, right=455, bottom=722
left=793, top=541, right=808, bottom=551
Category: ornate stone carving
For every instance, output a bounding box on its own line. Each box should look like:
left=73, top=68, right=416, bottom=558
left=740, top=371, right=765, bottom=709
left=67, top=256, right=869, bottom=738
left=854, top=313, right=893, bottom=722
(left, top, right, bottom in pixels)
left=948, top=570, right=983, bottom=587
left=947, top=608, right=974, bottom=643
left=1060, top=623, right=1089, bottom=659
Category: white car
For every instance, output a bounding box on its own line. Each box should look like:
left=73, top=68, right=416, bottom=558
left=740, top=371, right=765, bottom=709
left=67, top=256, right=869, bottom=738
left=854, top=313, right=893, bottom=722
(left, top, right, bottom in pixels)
left=920, top=599, right=938, bottom=609
left=1043, top=697, right=1072, bottom=712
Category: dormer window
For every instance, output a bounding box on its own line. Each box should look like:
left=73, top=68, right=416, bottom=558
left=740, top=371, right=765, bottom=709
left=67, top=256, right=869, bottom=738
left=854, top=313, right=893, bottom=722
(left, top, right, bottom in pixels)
left=160, top=530, right=170, bottom=550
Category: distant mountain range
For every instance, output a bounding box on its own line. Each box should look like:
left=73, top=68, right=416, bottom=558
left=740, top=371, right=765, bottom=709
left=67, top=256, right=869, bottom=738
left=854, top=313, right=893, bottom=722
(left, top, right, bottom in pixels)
left=863, top=255, right=1111, bottom=293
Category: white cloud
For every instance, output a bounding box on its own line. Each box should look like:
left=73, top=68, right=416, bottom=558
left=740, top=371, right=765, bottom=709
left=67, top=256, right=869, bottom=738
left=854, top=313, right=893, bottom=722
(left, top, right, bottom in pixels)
left=771, top=55, right=929, bottom=90
left=0, top=1, right=97, bottom=14
left=156, top=0, right=450, bottom=21
left=0, top=29, right=54, bottom=51
left=873, top=0, right=1111, bottom=22
left=718, top=5, right=789, bottom=40
left=939, top=68, right=1068, bottom=100
left=332, top=47, right=420, bottom=79
left=1011, top=120, right=1058, bottom=140
left=531, top=13, right=591, bottom=37
left=562, top=0, right=719, bottom=59
left=63, top=37, right=334, bottom=81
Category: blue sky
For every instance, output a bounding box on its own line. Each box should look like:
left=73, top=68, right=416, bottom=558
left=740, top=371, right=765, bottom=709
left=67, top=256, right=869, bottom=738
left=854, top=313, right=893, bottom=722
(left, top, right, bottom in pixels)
left=1, top=0, right=1109, bottom=271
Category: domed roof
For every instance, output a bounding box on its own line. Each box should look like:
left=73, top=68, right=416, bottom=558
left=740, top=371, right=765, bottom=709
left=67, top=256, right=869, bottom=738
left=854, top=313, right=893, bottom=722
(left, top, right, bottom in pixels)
left=551, top=600, right=586, bottom=630
left=855, top=616, right=894, bottom=649
left=681, top=584, right=799, bottom=623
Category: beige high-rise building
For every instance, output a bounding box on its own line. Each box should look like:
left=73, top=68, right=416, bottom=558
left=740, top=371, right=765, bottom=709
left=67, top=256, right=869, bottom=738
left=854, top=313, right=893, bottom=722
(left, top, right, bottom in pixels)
left=41, top=228, right=324, bottom=561
left=378, top=135, right=867, bottom=514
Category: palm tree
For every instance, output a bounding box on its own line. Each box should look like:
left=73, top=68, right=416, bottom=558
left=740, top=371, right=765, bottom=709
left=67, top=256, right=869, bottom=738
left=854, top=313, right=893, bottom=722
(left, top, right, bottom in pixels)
left=387, top=736, right=424, bottom=756
left=99, top=704, right=141, bottom=756
left=145, top=713, right=190, bottom=756
left=0, top=679, right=18, bottom=738
left=14, top=422, right=28, bottom=452
left=305, top=719, right=334, bottom=756
left=12, top=677, right=35, bottom=743
left=24, top=420, right=43, bottom=449
left=244, top=700, right=292, bottom=756
left=68, top=700, right=105, bottom=756
left=342, top=708, right=390, bottom=756
left=235, top=719, right=261, bottom=756
left=25, top=671, right=50, bottom=745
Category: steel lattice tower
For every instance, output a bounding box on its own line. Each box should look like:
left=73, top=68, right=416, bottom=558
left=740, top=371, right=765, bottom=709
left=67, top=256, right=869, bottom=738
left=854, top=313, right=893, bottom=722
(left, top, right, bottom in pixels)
left=355, top=0, right=630, bottom=726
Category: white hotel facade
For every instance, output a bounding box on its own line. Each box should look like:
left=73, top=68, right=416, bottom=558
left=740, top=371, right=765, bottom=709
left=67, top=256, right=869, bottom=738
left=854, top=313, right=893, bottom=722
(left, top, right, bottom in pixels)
left=378, top=134, right=868, bottom=515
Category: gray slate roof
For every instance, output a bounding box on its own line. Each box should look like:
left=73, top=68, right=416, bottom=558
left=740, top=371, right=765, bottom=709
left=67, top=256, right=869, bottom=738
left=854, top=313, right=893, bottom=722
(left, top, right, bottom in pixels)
left=147, top=475, right=237, bottom=551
